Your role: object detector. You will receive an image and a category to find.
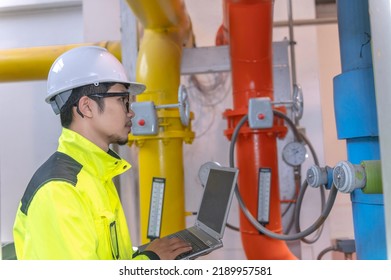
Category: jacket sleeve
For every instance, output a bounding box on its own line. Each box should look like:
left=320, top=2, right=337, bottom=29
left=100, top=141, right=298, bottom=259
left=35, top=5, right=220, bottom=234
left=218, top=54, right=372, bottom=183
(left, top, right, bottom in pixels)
left=132, top=250, right=160, bottom=260
left=26, top=181, right=100, bottom=259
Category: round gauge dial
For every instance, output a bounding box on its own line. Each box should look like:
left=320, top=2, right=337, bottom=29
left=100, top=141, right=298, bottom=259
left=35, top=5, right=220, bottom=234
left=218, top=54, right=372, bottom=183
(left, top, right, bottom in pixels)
left=282, top=141, right=307, bottom=166
left=198, top=161, right=221, bottom=187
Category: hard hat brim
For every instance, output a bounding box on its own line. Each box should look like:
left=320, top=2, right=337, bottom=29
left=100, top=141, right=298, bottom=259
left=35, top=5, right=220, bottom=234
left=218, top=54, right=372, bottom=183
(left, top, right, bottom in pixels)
left=128, top=82, right=146, bottom=95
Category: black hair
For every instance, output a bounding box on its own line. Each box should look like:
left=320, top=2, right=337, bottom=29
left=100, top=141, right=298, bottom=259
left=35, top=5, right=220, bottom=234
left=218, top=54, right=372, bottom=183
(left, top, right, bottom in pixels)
left=60, top=82, right=116, bottom=128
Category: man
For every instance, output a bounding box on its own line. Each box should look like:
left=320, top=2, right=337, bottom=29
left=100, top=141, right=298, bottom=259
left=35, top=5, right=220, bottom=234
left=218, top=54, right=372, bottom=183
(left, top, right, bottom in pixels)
left=13, top=46, right=191, bottom=260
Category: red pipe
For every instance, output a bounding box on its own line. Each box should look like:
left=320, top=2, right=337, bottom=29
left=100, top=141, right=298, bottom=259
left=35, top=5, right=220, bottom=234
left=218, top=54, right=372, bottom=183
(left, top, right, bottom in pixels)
left=220, top=0, right=297, bottom=260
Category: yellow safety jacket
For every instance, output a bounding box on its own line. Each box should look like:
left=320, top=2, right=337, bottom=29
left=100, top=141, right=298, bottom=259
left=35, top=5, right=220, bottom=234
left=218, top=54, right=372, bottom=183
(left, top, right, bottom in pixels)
left=13, top=128, right=158, bottom=260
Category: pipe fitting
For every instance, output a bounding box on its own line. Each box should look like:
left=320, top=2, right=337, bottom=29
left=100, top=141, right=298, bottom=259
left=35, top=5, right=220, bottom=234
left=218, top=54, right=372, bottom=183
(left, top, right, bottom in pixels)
left=333, top=161, right=366, bottom=193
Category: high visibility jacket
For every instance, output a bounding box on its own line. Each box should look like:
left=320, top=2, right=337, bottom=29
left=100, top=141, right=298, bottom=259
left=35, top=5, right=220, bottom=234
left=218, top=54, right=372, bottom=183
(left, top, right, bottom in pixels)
left=13, top=128, right=158, bottom=260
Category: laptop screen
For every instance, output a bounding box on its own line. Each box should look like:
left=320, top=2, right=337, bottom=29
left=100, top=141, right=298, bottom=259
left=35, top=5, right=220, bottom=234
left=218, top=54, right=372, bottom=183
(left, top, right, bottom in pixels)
left=196, top=167, right=238, bottom=235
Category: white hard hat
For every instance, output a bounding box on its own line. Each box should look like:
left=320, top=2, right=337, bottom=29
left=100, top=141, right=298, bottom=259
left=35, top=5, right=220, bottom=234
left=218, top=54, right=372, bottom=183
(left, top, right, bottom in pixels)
left=46, top=46, right=146, bottom=114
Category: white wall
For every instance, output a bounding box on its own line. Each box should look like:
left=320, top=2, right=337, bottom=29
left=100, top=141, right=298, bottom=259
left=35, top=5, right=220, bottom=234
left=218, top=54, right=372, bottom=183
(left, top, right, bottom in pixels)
left=0, top=0, right=353, bottom=260
left=0, top=0, right=83, bottom=243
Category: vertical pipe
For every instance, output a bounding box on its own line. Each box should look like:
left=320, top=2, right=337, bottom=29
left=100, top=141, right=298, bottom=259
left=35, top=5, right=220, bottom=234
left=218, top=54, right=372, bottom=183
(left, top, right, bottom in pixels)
left=333, top=0, right=386, bottom=259
left=135, top=31, right=185, bottom=242
left=126, top=0, right=195, bottom=244
left=287, top=0, right=297, bottom=87
left=368, top=0, right=391, bottom=259
left=223, top=0, right=296, bottom=259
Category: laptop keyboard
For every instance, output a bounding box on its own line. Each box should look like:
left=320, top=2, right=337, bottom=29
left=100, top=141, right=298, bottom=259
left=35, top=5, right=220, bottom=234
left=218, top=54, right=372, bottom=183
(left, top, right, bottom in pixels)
left=170, top=230, right=209, bottom=260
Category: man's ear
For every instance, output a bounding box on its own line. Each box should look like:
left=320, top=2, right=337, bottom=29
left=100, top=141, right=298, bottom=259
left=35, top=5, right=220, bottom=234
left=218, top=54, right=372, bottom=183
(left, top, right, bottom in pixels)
left=75, top=96, right=93, bottom=118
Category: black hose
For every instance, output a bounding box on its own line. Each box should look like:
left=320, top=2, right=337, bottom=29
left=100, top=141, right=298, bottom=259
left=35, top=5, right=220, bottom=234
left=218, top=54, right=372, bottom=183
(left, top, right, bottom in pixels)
left=274, top=110, right=326, bottom=243
left=229, top=114, right=338, bottom=241
left=317, top=246, right=337, bottom=260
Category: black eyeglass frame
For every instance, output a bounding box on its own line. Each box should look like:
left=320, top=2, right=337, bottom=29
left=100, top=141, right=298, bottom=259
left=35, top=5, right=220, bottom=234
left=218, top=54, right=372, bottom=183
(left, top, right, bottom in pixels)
left=88, top=92, right=130, bottom=99
left=74, top=92, right=131, bottom=118
left=87, top=92, right=131, bottom=113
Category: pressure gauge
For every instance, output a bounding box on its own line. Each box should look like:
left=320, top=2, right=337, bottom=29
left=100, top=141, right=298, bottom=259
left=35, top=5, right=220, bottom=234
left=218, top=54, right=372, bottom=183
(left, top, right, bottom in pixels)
left=282, top=141, right=307, bottom=166
left=198, top=161, right=221, bottom=187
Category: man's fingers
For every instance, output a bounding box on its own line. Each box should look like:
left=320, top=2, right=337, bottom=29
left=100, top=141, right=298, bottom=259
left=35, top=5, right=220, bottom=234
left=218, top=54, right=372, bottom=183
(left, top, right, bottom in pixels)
left=167, top=237, right=190, bottom=246
left=145, top=237, right=193, bottom=259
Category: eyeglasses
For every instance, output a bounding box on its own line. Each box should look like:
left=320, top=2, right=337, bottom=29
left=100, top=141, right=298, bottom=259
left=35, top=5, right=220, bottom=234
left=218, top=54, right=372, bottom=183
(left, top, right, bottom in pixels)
left=88, top=92, right=131, bottom=113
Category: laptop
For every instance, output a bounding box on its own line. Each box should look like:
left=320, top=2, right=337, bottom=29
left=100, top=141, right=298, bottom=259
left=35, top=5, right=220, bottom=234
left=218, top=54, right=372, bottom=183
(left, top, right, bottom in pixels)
left=137, top=165, right=239, bottom=260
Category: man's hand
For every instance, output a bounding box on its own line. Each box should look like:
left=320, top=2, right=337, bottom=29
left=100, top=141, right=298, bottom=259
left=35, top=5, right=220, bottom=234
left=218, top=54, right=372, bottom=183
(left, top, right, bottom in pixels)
left=145, top=237, right=192, bottom=260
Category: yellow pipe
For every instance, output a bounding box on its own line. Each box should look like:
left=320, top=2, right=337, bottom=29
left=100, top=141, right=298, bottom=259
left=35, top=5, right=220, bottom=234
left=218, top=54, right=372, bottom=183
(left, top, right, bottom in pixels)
left=126, top=0, right=195, bottom=243
left=126, top=0, right=191, bottom=32
left=0, top=41, right=122, bottom=82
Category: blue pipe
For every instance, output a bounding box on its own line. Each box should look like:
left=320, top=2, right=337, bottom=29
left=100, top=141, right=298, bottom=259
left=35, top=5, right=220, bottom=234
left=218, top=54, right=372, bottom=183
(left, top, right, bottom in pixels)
left=333, top=0, right=386, bottom=259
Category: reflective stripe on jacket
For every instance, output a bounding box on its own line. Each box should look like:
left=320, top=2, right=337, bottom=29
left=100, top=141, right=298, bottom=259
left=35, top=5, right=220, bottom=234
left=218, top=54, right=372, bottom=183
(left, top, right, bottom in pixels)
left=13, top=128, right=154, bottom=260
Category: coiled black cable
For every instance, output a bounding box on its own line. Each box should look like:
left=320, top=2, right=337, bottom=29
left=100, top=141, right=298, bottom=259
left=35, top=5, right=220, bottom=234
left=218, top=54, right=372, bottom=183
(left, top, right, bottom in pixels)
left=229, top=113, right=337, bottom=241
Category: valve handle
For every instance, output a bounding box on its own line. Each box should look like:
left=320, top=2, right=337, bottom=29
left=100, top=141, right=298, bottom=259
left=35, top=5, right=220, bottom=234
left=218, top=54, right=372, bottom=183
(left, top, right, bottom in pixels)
left=155, top=84, right=190, bottom=127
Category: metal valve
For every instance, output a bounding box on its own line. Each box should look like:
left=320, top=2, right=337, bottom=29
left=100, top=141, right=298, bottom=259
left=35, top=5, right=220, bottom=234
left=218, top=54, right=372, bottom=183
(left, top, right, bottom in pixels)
left=248, top=85, right=303, bottom=130
left=155, top=84, right=190, bottom=127
left=306, top=165, right=333, bottom=189
left=332, top=161, right=366, bottom=193
left=307, top=165, right=327, bottom=188
left=271, top=84, right=304, bottom=121
left=130, top=85, right=191, bottom=136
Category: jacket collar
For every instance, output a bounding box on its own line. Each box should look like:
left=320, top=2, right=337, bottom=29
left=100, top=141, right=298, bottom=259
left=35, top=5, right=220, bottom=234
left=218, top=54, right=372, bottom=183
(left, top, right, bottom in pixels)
left=57, top=128, right=131, bottom=180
